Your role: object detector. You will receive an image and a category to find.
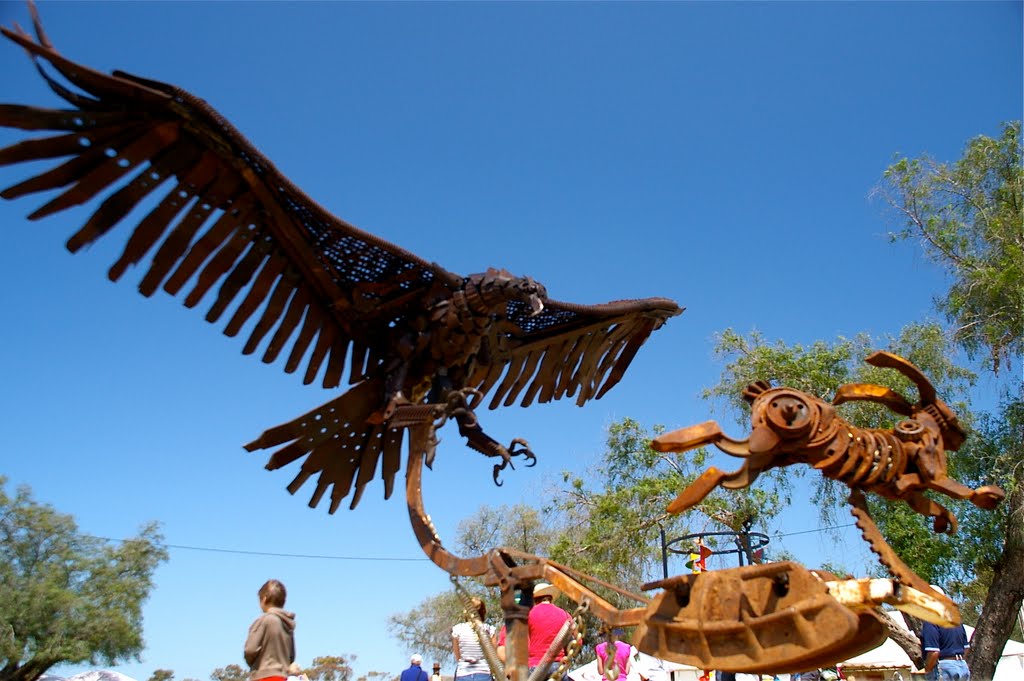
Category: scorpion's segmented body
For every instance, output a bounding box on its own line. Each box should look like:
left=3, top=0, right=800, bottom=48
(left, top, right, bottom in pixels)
left=744, top=382, right=955, bottom=502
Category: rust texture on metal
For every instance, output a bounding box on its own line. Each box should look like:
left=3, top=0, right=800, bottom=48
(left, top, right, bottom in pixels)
left=652, top=351, right=1005, bottom=624
left=0, top=7, right=682, bottom=514
left=402, top=398, right=941, bottom=676
left=403, top=399, right=651, bottom=681
left=637, top=562, right=888, bottom=674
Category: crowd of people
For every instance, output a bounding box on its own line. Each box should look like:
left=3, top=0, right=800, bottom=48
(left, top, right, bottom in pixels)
left=239, top=579, right=973, bottom=681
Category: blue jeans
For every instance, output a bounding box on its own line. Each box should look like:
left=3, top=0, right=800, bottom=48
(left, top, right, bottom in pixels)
left=926, top=659, right=970, bottom=681
left=457, top=674, right=491, bottom=681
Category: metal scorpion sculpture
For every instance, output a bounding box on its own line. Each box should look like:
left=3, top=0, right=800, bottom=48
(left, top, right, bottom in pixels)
left=652, top=351, right=1006, bottom=599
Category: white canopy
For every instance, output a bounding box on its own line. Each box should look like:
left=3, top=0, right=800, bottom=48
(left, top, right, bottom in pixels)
left=65, top=671, right=140, bottom=681
left=840, top=611, right=1024, bottom=681
left=568, top=649, right=700, bottom=681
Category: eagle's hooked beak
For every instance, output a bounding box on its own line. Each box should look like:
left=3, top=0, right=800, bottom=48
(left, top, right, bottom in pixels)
left=529, top=294, right=545, bottom=316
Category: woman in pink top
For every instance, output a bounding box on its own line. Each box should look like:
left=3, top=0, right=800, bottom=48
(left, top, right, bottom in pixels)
left=595, top=629, right=631, bottom=681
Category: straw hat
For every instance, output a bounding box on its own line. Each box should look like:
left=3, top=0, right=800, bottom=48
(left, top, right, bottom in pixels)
left=534, top=582, right=560, bottom=600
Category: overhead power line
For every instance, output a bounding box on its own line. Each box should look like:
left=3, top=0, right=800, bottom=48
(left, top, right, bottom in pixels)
left=772, top=522, right=858, bottom=538
left=92, top=521, right=858, bottom=563
left=94, top=536, right=429, bottom=561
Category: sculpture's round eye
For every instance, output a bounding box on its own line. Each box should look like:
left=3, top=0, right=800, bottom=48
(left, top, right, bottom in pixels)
left=764, top=393, right=812, bottom=437
left=895, top=419, right=925, bottom=441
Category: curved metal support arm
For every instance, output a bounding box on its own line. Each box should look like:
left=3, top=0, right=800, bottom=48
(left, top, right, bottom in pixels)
left=406, top=421, right=491, bottom=577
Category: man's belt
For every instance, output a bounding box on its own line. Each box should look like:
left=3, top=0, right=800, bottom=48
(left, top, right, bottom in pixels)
left=940, top=654, right=965, bottom=660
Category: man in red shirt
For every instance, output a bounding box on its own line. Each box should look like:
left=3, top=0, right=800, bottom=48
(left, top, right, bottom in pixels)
left=497, top=583, right=573, bottom=679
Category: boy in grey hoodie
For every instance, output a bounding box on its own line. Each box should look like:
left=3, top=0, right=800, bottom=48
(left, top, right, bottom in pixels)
left=245, top=579, right=297, bottom=681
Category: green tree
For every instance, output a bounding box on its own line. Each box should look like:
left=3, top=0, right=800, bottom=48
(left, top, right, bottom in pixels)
left=551, top=417, right=785, bottom=595
left=876, top=121, right=1022, bottom=374
left=0, top=478, right=168, bottom=681
left=875, top=121, right=1023, bottom=679
left=210, top=665, right=247, bottom=681
left=387, top=505, right=545, bottom=665
left=387, top=592, right=466, bottom=668
left=354, top=673, right=394, bottom=681
left=304, top=655, right=355, bottom=681
left=148, top=671, right=175, bottom=681
left=705, top=323, right=1019, bottom=669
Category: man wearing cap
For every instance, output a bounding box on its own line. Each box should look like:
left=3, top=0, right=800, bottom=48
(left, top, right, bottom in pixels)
left=401, top=654, right=429, bottom=681
left=921, top=586, right=971, bottom=681
left=497, top=582, right=572, bottom=679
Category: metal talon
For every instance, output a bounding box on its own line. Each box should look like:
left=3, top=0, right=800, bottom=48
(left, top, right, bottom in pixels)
left=509, top=438, right=536, bottom=467
left=492, top=459, right=513, bottom=486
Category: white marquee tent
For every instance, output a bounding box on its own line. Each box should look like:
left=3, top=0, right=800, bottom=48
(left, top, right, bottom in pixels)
left=567, top=613, right=1023, bottom=681
left=569, top=650, right=702, bottom=681
left=840, top=611, right=1024, bottom=681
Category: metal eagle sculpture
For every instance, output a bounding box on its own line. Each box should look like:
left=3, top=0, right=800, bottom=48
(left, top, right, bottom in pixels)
left=0, top=6, right=682, bottom=513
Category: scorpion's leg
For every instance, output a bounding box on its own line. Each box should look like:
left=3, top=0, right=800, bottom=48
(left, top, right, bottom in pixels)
left=926, top=477, right=1006, bottom=510
left=652, top=421, right=753, bottom=456
left=666, top=463, right=765, bottom=514
left=970, top=485, right=1006, bottom=510
left=903, top=491, right=958, bottom=534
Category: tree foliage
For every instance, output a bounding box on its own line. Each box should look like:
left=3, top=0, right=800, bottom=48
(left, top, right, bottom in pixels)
left=209, top=665, right=247, bottom=681
left=705, top=322, right=978, bottom=557
left=551, top=417, right=784, bottom=592
left=386, top=592, right=465, bottom=670
left=0, top=478, right=168, bottom=681
left=387, top=505, right=545, bottom=667
left=876, top=121, right=1023, bottom=374
left=304, top=655, right=356, bottom=681
left=353, top=672, right=394, bottom=681
left=875, top=121, right=1023, bottom=680
left=148, top=670, right=175, bottom=681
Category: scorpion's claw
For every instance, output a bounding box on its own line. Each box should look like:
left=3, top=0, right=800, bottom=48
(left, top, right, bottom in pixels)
left=971, top=485, right=1005, bottom=510
left=933, top=511, right=958, bottom=535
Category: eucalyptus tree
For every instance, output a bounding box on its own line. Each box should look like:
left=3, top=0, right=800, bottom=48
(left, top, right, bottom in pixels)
left=875, top=120, right=1022, bottom=679
left=0, top=478, right=168, bottom=681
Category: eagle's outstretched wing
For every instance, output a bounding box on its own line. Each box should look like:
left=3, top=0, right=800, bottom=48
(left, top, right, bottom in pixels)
left=470, top=297, right=683, bottom=410
left=0, top=12, right=461, bottom=390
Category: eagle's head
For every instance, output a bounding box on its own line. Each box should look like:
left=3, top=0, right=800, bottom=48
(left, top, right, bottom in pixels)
left=512, top=275, right=547, bottom=315
left=477, top=268, right=548, bottom=316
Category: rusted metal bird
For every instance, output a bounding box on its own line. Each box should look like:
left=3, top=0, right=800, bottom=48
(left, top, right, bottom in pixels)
left=0, top=7, right=682, bottom=512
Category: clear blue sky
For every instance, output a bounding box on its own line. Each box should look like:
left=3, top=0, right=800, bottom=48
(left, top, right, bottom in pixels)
left=0, top=1, right=1020, bottom=680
